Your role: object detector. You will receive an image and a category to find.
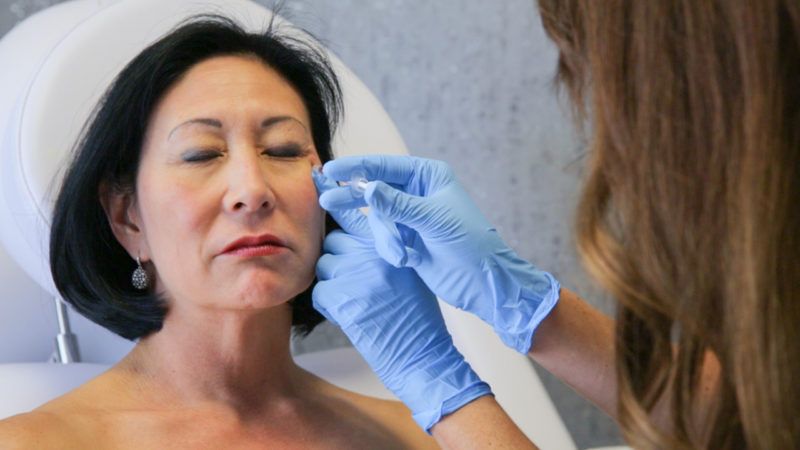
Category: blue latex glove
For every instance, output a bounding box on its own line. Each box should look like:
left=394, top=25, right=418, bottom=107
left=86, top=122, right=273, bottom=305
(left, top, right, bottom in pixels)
left=315, top=155, right=561, bottom=354
left=312, top=171, right=492, bottom=432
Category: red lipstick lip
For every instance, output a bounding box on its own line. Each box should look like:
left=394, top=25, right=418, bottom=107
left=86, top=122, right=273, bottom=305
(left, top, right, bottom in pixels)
left=221, top=233, right=288, bottom=256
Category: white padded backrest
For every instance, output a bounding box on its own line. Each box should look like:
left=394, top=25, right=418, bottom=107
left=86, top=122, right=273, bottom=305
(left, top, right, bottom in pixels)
left=0, top=1, right=574, bottom=447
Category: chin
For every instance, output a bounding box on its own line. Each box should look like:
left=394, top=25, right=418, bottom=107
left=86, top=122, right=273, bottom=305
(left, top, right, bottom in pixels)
left=231, top=286, right=288, bottom=310
left=232, top=274, right=311, bottom=310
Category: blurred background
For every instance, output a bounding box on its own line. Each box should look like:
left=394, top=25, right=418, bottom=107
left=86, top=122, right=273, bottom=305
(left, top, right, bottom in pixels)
left=0, top=0, right=623, bottom=447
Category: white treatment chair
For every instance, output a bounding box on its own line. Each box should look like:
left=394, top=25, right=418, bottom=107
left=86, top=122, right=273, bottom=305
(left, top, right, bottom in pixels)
left=0, top=1, right=576, bottom=447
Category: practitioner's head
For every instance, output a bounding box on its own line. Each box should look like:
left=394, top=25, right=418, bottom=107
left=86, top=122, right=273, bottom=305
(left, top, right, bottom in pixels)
left=50, top=16, right=342, bottom=340
left=537, top=1, right=800, bottom=448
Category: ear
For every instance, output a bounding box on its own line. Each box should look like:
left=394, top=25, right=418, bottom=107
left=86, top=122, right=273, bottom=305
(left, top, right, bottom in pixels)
left=99, top=182, right=149, bottom=260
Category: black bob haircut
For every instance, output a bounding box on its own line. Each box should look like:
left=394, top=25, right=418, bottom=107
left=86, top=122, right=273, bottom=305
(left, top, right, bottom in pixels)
left=49, top=15, right=342, bottom=340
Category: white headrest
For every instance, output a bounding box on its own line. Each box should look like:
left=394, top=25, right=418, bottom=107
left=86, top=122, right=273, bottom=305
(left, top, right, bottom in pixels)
left=0, top=0, right=408, bottom=296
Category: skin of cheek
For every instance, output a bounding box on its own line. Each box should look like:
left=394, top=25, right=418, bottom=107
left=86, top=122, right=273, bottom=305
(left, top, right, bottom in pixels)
left=291, top=159, right=326, bottom=286
left=138, top=171, right=218, bottom=306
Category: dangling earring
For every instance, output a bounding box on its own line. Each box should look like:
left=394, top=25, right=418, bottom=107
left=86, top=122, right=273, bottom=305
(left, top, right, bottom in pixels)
left=131, top=256, right=150, bottom=290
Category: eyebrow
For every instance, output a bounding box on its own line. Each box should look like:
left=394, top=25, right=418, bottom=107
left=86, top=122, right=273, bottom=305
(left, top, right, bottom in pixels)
left=168, top=118, right=222, bottom=140
left=167, top=116, right=306, bottom=140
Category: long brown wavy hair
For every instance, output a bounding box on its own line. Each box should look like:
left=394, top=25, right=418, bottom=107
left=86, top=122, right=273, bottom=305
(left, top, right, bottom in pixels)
left=537, top=1, right=800, bottom=448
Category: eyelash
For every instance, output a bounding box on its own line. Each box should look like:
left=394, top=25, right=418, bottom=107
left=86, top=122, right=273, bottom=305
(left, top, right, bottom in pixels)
left=182, top=149, right=221, bottom=163
left=181, top=145, right=306, bottom=163
left=264, top=144, right=305, bottom=158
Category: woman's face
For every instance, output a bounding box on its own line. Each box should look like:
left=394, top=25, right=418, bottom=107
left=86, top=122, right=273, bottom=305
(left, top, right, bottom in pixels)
left=125, top=55, right=324, bottom=311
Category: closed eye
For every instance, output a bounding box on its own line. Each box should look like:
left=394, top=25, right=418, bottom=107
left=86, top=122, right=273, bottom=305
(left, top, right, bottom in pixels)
left=181, top=149, right=223, bottom=163
left=263, top=144, right=307, bottom=158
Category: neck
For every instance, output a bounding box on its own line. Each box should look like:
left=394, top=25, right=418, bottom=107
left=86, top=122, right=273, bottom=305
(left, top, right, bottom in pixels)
left=118, top=302, right=303, bottom=414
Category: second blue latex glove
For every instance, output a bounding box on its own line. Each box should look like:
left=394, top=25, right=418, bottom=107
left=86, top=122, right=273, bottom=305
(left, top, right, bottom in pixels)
left=312, top=171, right=491, bottom=432
left=314, top=155, right=561, bottom=354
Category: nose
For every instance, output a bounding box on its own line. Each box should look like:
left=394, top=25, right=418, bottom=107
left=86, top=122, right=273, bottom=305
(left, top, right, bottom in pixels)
left=222, top=152, right=275, bottom=215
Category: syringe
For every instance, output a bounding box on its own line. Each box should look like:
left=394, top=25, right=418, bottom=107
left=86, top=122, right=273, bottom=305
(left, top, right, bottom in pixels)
left=349, top=169, right=369, bottom=198
left=313, top=165, right=369, bottom=198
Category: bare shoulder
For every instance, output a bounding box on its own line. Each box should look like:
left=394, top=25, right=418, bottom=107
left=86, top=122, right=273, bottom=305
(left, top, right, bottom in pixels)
left=0, top=409, right=83, bottom=449
left=0, top=378, right=111, bottom=449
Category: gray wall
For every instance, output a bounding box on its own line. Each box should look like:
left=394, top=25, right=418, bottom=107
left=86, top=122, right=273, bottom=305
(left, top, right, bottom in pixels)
left=0, top=0, right=623, bottom=447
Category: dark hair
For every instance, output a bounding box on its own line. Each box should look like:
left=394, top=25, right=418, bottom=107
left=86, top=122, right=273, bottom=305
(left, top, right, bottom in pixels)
left=539, top=0, right=800, bottom=448
left=50, top=15, right=342, bottom=340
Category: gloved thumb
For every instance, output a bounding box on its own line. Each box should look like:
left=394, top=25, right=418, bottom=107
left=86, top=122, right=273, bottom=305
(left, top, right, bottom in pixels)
left=313, top=168, right=370, bottom=237
left=364, top=180, right=433, bottom=233
left=311, top=281, right=341, bottom=327
left=367, top=209, right=421, bottom=267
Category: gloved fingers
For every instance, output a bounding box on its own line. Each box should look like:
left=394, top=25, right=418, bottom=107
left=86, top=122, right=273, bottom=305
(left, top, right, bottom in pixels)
left=368, top=210, right=410, bottom=267
left=406, top=157, right=456, bottom=196
left=395, top=223, right=424, bottom=267
left=316, top=252, right=339, bottom=280
left=314, top=167, right=367, bottom=211
left=317, top=233, right=368, bottom=278
left=318, top=185, right=367, bottom=211
left=326, top=205, right=372, bottom=238
left=323, top=154, right=416, bottom=185
left=322, top=229, right=371, bottom=255
left=364, top=180, right=435, bottom=233
left=312, top=166, right=339, bottom=195
left=313, top=168, right=372, bottom=236
left=311, top=281, right=342, bottom=326
left=405, top=247, right=423, bottom=267
left=316, top=253, right=382, bottom=288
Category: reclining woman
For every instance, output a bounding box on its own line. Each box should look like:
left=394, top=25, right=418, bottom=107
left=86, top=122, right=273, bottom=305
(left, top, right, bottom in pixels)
left=0, top=16, right=435, bottom=448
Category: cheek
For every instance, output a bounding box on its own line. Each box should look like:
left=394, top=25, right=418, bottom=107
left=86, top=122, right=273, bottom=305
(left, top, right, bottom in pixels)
left=301, top=182, right=325, bottom=234
left=296, top=155, right=324, bottom=225
left=138, top=175, right=215, bottom=262
left=289, top=174, right=325, bottom=247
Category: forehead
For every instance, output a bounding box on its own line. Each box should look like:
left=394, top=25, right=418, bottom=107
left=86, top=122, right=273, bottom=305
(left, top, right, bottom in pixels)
left=151, top=55, right=311, bottom=128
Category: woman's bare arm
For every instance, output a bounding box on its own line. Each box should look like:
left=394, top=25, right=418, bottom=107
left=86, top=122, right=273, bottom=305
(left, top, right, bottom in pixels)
left=431, top=395, right=538, bottom=449
left=425, top=288, right=614, bottom=449
left=416, top=286, right=726, bottom=447
left=527, top=287, right=619, bottom=418
left=530, top=287, right=722, bottom=434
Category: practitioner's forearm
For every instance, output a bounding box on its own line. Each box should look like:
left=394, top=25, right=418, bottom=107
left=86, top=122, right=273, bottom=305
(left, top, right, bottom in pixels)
left=528, top=287, right=619, bottom=419
left=529, top=287, right=724, bottom=439
left=430, top=395, right=538, bottom=450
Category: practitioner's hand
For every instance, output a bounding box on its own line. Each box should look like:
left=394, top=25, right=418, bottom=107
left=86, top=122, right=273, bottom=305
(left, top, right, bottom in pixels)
left=312, top=171, right=492, bottom=432
left=313, top=156, right=561, bottom=354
